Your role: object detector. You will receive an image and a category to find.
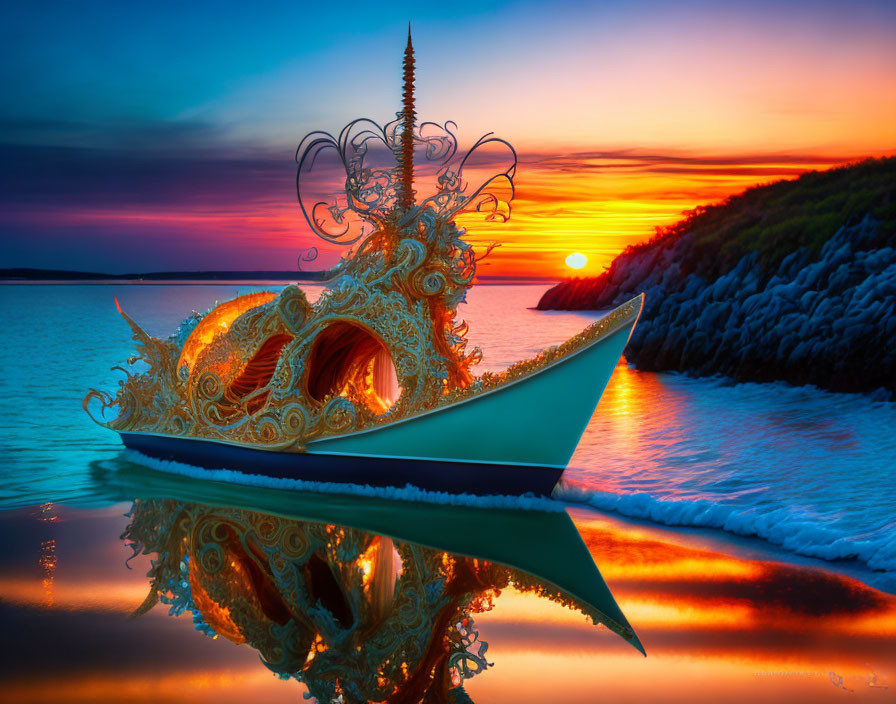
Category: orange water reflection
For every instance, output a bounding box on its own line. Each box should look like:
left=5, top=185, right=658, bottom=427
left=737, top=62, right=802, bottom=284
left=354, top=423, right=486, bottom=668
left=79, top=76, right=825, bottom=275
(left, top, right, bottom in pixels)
left=571, top=361, right=693, bottom=487
left=1, top=669, right=296, bottom=704
left=2, top=504, right=894, bottom=702
left=468, top=511, right=896, bottom=703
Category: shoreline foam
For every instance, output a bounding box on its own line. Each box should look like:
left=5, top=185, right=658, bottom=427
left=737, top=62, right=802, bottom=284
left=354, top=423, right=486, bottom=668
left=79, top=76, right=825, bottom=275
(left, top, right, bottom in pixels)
left=555, top=480, right=896, bottom=575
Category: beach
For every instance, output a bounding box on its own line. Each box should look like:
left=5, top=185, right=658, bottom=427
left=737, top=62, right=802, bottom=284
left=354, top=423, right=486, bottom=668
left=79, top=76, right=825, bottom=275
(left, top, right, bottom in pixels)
left=1, top=282, right=894, bottom=701
left=1, top=503, right=893, bottom=703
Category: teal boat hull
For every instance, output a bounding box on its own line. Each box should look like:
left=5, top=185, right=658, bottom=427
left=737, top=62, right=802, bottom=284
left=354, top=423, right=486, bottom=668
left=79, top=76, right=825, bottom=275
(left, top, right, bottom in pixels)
left=120, top=295, right=643, bottom=497
left=310, top=296, right=642, bottom=469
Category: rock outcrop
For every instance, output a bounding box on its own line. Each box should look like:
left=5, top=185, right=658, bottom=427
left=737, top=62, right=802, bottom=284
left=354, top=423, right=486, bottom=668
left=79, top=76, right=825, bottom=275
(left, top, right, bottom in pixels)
left=537, top=158, right=896, bottom=396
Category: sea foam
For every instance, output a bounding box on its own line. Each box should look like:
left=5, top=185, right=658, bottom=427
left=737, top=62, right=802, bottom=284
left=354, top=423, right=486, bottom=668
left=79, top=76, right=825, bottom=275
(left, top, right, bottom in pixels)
left=554, top=481, right=896, bottom=572
left=120, top=449, right=564, bottom=512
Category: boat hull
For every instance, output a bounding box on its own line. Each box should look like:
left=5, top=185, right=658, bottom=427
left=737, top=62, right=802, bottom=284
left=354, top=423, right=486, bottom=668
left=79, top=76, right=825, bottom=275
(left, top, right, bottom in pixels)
left=308, top=297, right=642, bottom=469
left=119, top=431, right=564, bottom=496
left=118, top=294, right=643, bottom=497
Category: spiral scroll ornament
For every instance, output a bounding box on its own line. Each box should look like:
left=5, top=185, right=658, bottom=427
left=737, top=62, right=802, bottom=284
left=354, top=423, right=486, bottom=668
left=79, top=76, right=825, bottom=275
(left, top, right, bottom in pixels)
left=85, top=31, right=526, bottom=452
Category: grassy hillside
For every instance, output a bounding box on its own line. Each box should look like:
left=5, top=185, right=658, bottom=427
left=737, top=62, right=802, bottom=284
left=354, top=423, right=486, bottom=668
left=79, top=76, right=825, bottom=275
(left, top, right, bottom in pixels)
left=537, top=157, right=896, bottom=396
left=634, top=157, right=894, bottom=280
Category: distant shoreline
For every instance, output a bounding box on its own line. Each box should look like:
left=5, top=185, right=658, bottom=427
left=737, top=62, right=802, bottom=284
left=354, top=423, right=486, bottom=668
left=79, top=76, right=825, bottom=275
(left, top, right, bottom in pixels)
left=0, top=268, right=331, bottom=282
left=0, top=268, right=552, bottom=285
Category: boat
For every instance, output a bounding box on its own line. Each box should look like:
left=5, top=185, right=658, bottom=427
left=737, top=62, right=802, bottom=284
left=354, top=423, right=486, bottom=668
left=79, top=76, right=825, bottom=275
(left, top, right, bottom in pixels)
left=110, top=465, right=643, bottom=701
left=84, top=30, right=643, bottom=497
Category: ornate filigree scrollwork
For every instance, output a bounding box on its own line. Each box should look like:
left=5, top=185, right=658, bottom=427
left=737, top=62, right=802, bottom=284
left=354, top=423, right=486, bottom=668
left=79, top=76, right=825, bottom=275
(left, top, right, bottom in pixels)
left=83, top=30, right=528, bottom=449
left=123, top=500, right=630, bottom=703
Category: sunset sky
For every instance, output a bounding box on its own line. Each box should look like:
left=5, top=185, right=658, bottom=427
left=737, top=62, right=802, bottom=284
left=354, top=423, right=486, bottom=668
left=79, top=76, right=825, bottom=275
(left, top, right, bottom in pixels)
left=1, top=0, right=894, bottom=278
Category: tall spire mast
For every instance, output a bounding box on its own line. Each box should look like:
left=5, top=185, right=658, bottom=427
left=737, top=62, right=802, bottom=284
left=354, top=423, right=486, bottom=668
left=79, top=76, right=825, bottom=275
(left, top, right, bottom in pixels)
left=398, top=23, right=416, bottom=211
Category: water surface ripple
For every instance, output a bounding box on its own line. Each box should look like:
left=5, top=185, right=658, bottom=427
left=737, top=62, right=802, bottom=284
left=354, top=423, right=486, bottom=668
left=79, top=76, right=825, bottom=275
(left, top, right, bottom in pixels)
left=1, top=284, right=893, bottom=570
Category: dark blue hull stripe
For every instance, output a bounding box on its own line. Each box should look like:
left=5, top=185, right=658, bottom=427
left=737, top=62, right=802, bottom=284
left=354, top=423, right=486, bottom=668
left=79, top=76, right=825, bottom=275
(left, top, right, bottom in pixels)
left=119, top=432, right=564, bottom=497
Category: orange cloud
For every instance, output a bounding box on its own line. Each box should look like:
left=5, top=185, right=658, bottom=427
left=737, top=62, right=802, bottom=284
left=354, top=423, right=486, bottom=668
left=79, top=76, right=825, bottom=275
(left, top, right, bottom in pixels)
left=459, top=151, right=880, bottom=278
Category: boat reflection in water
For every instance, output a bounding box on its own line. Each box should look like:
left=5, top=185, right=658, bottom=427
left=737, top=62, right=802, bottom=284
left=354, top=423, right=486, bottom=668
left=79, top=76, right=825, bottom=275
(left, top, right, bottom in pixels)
left=118, top=475, right=642, bottom=703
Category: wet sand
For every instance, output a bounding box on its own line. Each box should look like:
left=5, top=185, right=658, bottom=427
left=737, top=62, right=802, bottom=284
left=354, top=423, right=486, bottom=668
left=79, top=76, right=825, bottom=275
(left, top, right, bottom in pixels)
left=471, top=507, right=896, bottom=702
left=1, top=503, right=893, bottom=703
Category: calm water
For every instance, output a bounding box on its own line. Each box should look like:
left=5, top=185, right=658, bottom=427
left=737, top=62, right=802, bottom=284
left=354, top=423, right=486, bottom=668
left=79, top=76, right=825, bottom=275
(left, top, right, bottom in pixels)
left=2, top=283, right=896, bottom=702
left=1, top=284, right=894, bottom=572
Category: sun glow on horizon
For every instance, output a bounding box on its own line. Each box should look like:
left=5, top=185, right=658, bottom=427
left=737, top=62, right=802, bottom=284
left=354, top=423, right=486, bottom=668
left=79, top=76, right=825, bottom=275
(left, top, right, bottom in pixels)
left=2, top=1, right=896, bottom=276
left=9, top=152, right=886, bottom=278
left=565, top=252, right=587, bottom=270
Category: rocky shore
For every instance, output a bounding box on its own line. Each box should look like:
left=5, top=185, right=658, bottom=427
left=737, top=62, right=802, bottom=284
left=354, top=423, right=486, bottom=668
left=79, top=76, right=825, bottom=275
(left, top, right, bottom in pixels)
left=538, top=158, right=896, bottom=397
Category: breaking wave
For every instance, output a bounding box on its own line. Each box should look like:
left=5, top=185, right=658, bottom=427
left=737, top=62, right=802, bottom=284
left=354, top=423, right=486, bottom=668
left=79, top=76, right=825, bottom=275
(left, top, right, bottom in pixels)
left=554, top=481, right=896, bottom=572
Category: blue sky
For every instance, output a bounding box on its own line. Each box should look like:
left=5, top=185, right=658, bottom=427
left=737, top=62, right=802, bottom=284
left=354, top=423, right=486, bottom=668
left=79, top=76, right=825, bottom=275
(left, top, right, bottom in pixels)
left=1, top=0, right=894, bottom=273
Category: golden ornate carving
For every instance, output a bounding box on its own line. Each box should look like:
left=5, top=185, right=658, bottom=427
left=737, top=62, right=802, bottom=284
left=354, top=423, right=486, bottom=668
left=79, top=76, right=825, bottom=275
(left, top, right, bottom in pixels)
left=84, top=262, right=641, bottom=449
left=123, top=499, right=633, bottom=702
left=86, top=31, right=615, bottom=451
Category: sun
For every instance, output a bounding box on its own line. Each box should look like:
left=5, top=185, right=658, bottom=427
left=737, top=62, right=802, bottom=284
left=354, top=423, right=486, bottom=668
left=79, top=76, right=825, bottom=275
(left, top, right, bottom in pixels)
left=565, top=252, right=587, bottom=270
